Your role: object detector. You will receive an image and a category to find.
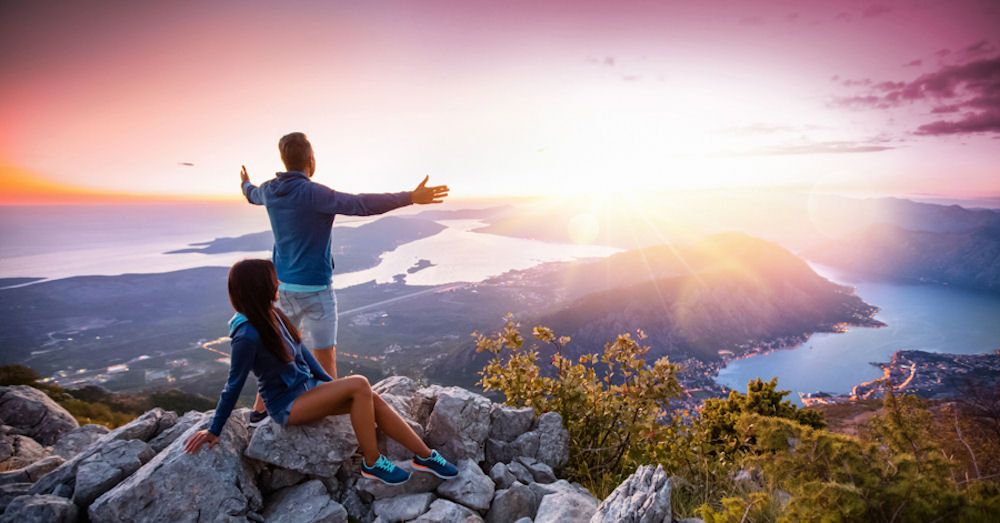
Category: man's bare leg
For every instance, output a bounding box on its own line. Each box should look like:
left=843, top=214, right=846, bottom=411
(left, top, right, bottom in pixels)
left=253, top=393, right=265, bottom=412
left=314, top=346, right=338, bottom=379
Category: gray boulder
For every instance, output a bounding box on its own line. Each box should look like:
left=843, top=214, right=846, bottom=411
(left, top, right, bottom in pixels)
left=0, top=456, right=65, bottom=486
left=424, top=387, right=491, bottom=462
left=435, top=459, right=495, bottom=511
left=0, top=494, right=77, bottom=523
left=372, top=492, right=434, bottom=523
left=51, top=424, right=109, bottom=459
left=88, top=408, right=262, bottom=522
left=486, top=482, right=538, bottom=523
left=373, top=376, right=420, bottom=399
left=489, top=404, right=535, bottom=442
left=0, top=386, right=78, bottom=445
left=590, top=465, right=671, bottom=523
left=72, top=439, right=155, bottom=506
left=104, top=407, right=177, bottom=443
left=357, top=460, right=443, bottom=500
left=526, top=461, right=556, bottom=484
left=0, top=483, right=32, bottom=513
left=26, top=456, right=65, bottom=481
left=489, top=462, right=517, bottom=490
left=533, top=480, right=598, bottom=523
left=410, top=385, right=444, bottom=428
left=245, top=415, right=357, bottom=477
left=258, top=467, right=307, bottom=495
left=534, top=412, right=569, bottom=469
left=337, top=486, right=373, bottom=522
left=413, top=498, right=485, bottom=523
left=0, top=426, right=47, bottom=470
left=506, top=461, right=534, bottom=485
left=148, top=410, right=206, bottom=453
left=261, top=479, right=347, bottom=523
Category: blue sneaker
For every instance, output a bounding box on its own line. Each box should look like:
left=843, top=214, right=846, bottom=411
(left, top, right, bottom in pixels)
left=361, top=455, right=411, bottom=485
left=411, top=450, right=458, bottom=479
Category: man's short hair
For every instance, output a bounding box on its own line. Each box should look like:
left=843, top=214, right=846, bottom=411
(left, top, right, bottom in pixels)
left=278, top=132, right=312, bottom=172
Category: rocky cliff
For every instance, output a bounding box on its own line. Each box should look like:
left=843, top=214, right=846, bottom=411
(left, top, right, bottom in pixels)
left=0, top=381, right=679, bottom=523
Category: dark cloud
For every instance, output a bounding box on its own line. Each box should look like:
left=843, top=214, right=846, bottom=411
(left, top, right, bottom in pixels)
left=713, top=141, right=894, bottom=157
left=831, top=51, right=1000, bottom=135
left=916, top=110, right=1000, bottom=135
left=862, top=5, right=893, bottom=18
left=904, top=59, right=923, bottom=68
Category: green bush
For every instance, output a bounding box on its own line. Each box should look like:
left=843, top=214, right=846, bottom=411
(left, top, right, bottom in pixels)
left=476, top=314, right=682, bottom=496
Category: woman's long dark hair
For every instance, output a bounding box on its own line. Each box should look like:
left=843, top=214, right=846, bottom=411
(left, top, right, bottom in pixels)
left=227, top=259, right=300, bottom=363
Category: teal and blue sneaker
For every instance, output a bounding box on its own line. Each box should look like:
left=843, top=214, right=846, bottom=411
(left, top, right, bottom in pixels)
left=361, top=455, right=411, bottom=485
left=411, top=450, right=458, bottom=479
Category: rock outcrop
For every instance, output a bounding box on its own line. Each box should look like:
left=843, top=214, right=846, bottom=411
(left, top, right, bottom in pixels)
left=590, top=464, right=671, bottom=523
left=0, top=386, right=78, bottom=445
left=0, top=377, right=691, bottom=523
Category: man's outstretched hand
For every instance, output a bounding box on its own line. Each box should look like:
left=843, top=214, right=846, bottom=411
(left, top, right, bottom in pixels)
left=412, top=175, right=449, bottom=205
left=240, top=165, right=249, bottom=184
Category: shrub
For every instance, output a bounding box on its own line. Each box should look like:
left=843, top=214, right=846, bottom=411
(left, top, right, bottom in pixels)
left=476, top=314, right=682, bottom=496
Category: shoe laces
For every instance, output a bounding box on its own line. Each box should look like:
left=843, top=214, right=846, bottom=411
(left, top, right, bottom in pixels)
left=373, top=455, right=394, bottom=472
left=426, top=450, right=446, bottom=467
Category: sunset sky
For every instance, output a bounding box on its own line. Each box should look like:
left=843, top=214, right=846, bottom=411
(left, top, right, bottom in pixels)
left=1, top=0, right=998, bottom=204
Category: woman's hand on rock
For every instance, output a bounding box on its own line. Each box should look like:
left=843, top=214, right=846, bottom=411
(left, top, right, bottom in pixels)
left=184, top=430, right=219, bottom=454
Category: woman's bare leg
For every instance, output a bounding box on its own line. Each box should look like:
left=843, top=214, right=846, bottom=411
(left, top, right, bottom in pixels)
left=372, top=392, right=432, bottom=458
left=286, top=375, right=379, bottom=465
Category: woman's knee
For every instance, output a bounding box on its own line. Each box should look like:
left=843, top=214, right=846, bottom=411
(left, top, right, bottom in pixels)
left=346, top=374, right=371, bottom=395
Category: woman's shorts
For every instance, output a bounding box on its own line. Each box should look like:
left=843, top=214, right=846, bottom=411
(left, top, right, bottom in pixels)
left=271, top=377, right=324, bottom=426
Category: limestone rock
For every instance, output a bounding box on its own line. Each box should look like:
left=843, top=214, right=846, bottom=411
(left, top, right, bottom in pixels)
left=261, top=479, right=347, bottom=523
left=148, top=410, right=206, bottom=453
left=357, top=460, right=443, bottom=500
left=373, top=376, right=420, bottom=399
left=534, top=412, right=569, bottom=469
left=72, top=439, right=155, bottom=506
left=425, top=387, right=491, bottom=463
left=533, top=480, right=598, bottom=523
left=435, top=459, right=495, bottom=511
left=489, top=462, right=516, bottom=490
left=0, top=494, right=77, bottom=523
left=23, top=456, right=65, bottom=482
left=526, top=461, right=556, bottom=484
left=372, top=492, right=434, bottom=523
left=245, top=415, right=357, bottom=477
left=506, top=460, right=534, bottom=485
left=489, top=404, right=535, bottom=442
left=590, top=464, right=671, bottom=523
left=88, top=408, right=261, bottom=522
left=337, top=486, right=373, bottom=522
left=486, top=482, right=538, bottom=523
left=0, top=426, right=47, bottom=470
left=259, top=467, right=307, bottom=495
left=0, top=386, right=78, bottom=446
left=0, top=483, right=31, bottom=513
left=50, top=424, right=109, bottom=459
left=410, top=385, right=444, bottom=428
left=413, top=498, right=485, bottom=523
left=104, top=407, right=176, bottom=443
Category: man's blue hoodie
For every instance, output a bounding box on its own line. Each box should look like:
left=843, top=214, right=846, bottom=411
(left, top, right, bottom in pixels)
left=242, top=171, right=412, bottom=285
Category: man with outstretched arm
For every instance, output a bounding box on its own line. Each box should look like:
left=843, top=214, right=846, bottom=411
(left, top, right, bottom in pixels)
left=239, top=131, right=449, bottom=424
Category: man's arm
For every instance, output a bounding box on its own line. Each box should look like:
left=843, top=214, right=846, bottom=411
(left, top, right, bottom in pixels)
left=240, top=165, right=264, bottom=205
left=312, top=175, right=449, bottom=215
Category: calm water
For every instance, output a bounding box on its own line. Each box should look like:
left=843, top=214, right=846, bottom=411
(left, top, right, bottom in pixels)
left=716, top=264, right=1000, bottom=404
left=0, top=204, right=619, bottom=287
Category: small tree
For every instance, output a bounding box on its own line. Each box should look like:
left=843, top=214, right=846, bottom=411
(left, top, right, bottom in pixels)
left=476, top=314, right=682, bottom=495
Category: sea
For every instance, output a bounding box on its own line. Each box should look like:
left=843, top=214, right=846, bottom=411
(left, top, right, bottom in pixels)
left=716, top=264, right=1000, bottom=404
left=3, top=203, right=1000, bottom=402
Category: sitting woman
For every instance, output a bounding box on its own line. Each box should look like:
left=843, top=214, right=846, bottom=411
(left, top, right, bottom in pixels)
left=184, top=259, right=457, bottom=484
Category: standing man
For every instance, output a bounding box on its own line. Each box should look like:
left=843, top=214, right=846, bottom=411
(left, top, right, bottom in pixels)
left=240, top=132, right=449, bottom=423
